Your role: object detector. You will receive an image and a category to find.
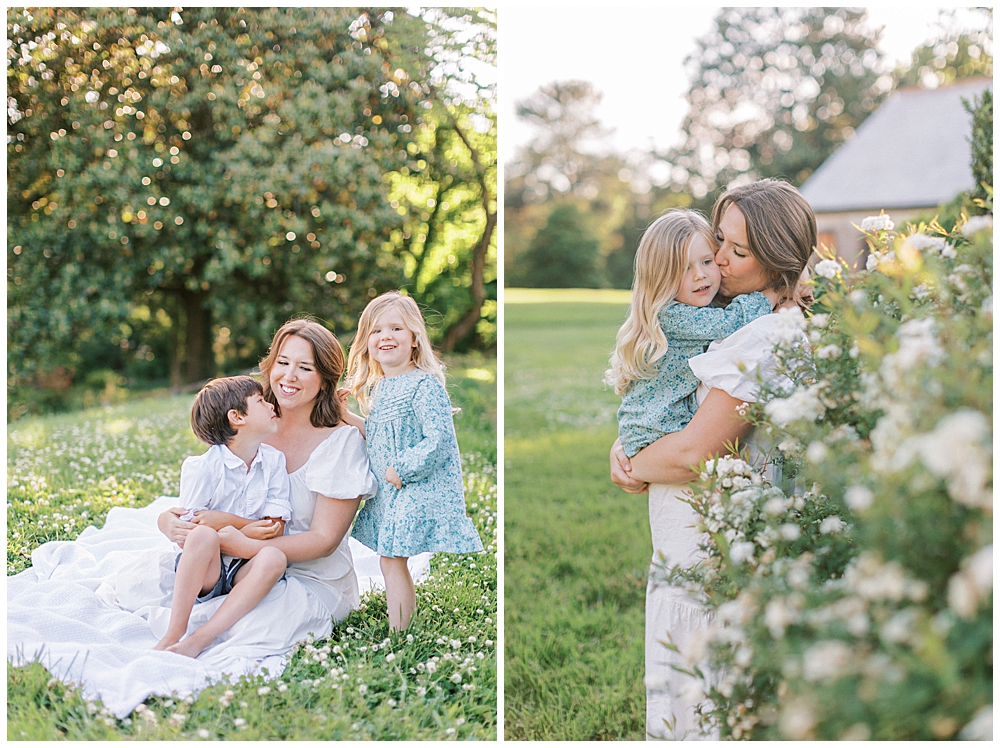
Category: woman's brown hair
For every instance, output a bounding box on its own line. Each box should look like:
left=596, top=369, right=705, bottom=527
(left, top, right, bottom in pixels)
left=712, top=179, right=816, bottom=306
left=259, top=318, right=344, bottom=427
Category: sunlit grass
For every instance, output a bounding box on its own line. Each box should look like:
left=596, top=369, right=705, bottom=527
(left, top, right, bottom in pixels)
left=504, top=294, right=648, bottom=740
left=7, top=354, right=497, bottom=740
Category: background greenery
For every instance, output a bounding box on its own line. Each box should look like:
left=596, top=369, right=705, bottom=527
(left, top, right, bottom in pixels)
left=8, top=7, right=496, bottom=419
left=504, top=7, right=992, bottom=290
left=504, top=289, right=650, bottom=740
left=7, top=353, right=497, bottom=740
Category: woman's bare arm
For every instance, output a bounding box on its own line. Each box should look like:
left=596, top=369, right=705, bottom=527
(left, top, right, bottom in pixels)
left=615, top=388, right=753, bottom=486
left=218, top=495, right=361, bottom=563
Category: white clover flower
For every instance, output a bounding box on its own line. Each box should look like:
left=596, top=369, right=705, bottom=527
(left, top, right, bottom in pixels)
left=233, top=718, right=246, bottom=727
left=168, top=713, right=186, bottom=727
left=806, top=441, right=828, bottom=464
left=385, top=652, right=395, bottom=662
left=961, top=214, right=993, bottom=236
left=814, top=259, right=840, bottom=279
left=358, top=684, right=368, bottom=695
left=861, top=214, right=894, bottom=232
left=197, top=728, right=210, bottom=738
left=844, top=485, right=874, bottom=512
left=425, top=661, right=437, bottom=674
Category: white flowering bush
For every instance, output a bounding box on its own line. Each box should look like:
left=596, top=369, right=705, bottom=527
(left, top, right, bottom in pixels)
left=657, top=207, right=992, bottom=740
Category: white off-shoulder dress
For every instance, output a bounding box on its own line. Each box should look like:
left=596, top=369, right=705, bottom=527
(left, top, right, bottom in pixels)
left=644, top=313, right=793, bottom=740
left=6, top=425, right=431, bottom=717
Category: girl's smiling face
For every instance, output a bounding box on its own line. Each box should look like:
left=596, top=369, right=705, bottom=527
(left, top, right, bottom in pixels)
left=673, top=234, right=722, bottom=307
left=270, top=335, right=321, bottom=412
left=714, top=204, right=772, bottom=297
left=367, top=310, right=416, bottom=377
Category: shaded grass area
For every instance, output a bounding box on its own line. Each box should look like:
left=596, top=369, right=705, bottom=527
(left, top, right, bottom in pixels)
left=7, top=354, right=497, bottom=740
left=504, top=291, right=650, bottom=740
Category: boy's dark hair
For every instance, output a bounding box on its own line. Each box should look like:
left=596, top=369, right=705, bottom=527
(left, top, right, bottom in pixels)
left=190, top=375, right=264, bottom=446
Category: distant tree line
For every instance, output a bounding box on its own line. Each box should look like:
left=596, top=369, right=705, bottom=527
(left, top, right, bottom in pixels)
left=505, top=7, right=992, bottom=290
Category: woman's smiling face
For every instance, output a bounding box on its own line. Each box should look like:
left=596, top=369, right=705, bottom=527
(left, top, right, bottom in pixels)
left=714, top=204, right=772, bottom=297
left=270, top=335, right=321, bottom=413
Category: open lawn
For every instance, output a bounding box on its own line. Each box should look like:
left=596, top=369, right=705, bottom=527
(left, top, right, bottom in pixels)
left=7, top=353, right=497, bottom=740
left=504, top=289, right=651, bottom=740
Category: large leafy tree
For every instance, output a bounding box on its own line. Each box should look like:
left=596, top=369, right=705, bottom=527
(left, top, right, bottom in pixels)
left=381, top=8, right=497, bottom=350
left=662, top=7, right=892, bottom=206
left=895, top=8, right=992, bottom=89
left=8, top=7, right=420, bottom=391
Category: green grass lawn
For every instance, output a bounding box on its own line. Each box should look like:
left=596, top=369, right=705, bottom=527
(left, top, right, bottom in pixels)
left=504, top=289, right=651, bottom=740
left=7, top=353, right=497, bottom=740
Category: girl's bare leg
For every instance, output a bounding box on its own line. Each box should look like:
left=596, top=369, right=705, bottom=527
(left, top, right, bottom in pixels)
left=380, top=556, right=416, bottom=631
left=166, top=546, right=287, bottom=658
left=154, top=524, right=221, bottom=650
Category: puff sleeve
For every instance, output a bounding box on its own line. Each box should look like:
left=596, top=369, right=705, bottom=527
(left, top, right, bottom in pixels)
left=303, top=426, right=378, bottom=500
left=689, top=312, right=803, bottom=403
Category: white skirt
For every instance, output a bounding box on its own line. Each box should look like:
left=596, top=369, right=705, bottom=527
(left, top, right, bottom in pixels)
left=645, top=483, right=718, bottom=741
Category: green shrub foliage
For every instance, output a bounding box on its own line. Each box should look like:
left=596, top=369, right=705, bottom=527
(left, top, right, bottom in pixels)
left=658, top=211, right=992, bottom=740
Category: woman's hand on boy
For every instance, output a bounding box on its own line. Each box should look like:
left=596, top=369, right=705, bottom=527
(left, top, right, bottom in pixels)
left=158, top=507, right=196, bottom=547
left=242, top=518, right=284, bottom=540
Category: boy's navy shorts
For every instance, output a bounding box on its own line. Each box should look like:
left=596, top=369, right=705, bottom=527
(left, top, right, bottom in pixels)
left=173, top=554, right=250, bottom=603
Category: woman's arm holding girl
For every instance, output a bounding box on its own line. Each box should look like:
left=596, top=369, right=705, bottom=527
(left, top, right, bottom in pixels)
left=611, top=387, right=752, bottom=487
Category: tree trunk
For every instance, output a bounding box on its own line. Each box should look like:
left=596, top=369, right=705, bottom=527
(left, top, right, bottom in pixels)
left=181, top=289, right=213, bottom=384
left=442, top=209, right=495, bottom=351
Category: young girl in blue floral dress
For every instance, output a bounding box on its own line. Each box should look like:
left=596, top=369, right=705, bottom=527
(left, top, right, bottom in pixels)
left=606, top=209, right=773, bottom=457
left=346, top=291, right=483, bottom=630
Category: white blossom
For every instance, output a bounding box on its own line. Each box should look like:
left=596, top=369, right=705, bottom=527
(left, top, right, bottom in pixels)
left=802, top=639, right=853, bottom=681
left=902, top=233, right=946, bottom=253
left=814, top=259, right=840, bottom=279
left=961, top=214, right=993, bottom=236
left=819, top=516, right=844, bottom=534
left=866, top=252, right=880, bottom=271
left=815, top=344, right=842, bottom=359
left=911, top=409, right=991, bottom=510
left=806, top=441, right=828, bottom=464
left=730, top=541, right=755, bottom=564
left=845, top=485, right=874, bottom=512
left=958, top=705, right=993, bottom=740
left=765, top=384, right=826, bottom=426
left=861, top=214, right=894, bottom=232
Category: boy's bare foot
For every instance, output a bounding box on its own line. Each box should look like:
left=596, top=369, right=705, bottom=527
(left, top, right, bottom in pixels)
left=165, top=632, right=212, bottom=658
left=153, top=633, right=182, bottom=651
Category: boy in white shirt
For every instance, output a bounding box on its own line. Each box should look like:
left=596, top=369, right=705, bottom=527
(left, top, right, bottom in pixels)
left=154, top=375, right=291, bottom=657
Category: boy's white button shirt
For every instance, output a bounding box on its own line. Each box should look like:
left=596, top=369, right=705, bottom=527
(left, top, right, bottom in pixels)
left=179, top=443, right=292, bottom=522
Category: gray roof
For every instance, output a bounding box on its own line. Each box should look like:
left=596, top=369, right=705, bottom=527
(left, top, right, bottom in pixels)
left=801, top=77, right=992, bottom=212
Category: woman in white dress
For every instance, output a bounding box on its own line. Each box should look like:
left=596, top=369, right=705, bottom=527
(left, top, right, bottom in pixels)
left=8, top=319, right=386, bottom=716
left=609, top=179, right=816, bottom=740
left=160, top=318, right=378, bottom=628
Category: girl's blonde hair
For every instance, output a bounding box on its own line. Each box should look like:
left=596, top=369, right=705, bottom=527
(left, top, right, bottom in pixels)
left=605, top=210, right=716, bottom=396
left=346, top=291, right=446, bottom=414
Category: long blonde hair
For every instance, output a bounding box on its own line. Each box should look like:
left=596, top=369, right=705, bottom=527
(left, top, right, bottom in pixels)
left=346, top=291, right=446, bottom=414
left=605, top=210, right=716, bottom=396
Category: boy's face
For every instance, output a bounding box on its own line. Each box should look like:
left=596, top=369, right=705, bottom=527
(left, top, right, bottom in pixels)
left=674, top=234, right=722, bottom=307
left=236, top=392, right=279, bottom=438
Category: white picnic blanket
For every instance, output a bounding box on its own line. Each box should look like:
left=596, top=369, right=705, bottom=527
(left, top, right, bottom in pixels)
left=7, top=495, right=430, bottom=716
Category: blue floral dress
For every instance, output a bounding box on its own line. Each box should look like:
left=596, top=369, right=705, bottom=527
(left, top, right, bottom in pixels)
left=352, top=369, right=484, bottom=558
